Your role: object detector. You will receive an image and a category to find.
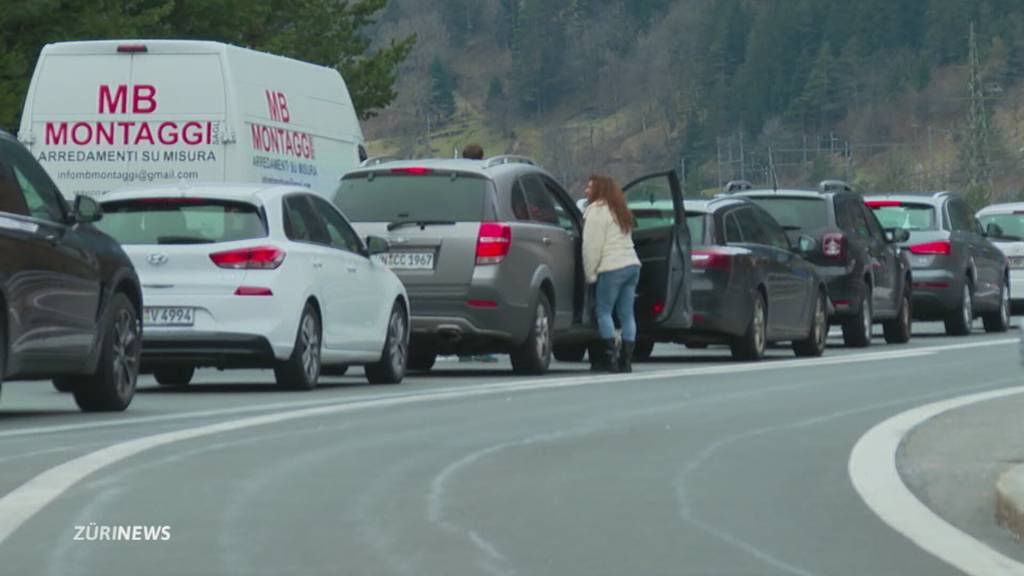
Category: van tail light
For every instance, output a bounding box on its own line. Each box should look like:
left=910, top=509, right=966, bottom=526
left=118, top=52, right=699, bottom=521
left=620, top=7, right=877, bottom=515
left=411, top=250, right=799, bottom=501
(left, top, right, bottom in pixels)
left=908, top=241, right=951, bottom=255
left=691, top=248, right=733, bottom=270
left=117, top=44, right=148, bottom=53
left=210, top=246, right=286, bottom=269
left=476, top=223, right=511, bottom=265
left=821, top=233, right=845, bottom=259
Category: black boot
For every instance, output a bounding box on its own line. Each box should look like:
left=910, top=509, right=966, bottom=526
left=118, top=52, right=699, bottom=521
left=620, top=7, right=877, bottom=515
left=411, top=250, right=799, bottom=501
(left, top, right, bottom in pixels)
left=619, top=341, right=634, bottom=373
left=603, top=339, right=620, bottom=373
left=589, top=341, right=609, bottom=372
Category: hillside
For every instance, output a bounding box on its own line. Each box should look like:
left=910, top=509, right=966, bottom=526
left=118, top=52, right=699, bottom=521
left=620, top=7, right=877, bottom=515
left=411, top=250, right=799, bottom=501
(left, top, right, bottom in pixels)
left=363, top=0, right=1024, bottom=205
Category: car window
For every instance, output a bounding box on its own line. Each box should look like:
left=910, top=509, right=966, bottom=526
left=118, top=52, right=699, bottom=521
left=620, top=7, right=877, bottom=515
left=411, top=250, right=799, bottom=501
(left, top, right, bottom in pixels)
left=722, top=211, right=743, bottom=244
left=284, top=195, right=329, bottom=244
left=311, top=196, right=363, bottom=254
left=510, top=182, right=530, bottom=221
left=838, top=197, right=870, bottom=238
left=1, top=139, right=66, bottom=224
left=753, top=207, right=791, bottom=250
left=860, top=204, right=886, bottom=241
left=686, top=212, right=707, bottom=246
left=979, top=213, right=1024, bottom=240
left=0, top=162, right=29, bottom=217
left=734, top=207, right=769, bottom=245
left=625, top=176, right=676, bottom=231
left=745, top=196, right=828, bottom=233
left=948, top=200, right=975, bottom=233
left=97, top=199, right=267, bottom=245
left=869, top=203, right=937, bottom=231
left=336, top=172, right=489, bottom=223
left=541, top=177, right=578, bottom=234
left=520, top=174, right=560, bottom=226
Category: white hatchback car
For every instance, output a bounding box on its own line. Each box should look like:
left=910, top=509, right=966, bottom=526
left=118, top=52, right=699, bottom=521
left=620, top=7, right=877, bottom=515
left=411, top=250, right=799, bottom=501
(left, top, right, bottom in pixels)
left=977, top=202, right=1024, bottom=311
left=97, top=184, right=409, bottom=389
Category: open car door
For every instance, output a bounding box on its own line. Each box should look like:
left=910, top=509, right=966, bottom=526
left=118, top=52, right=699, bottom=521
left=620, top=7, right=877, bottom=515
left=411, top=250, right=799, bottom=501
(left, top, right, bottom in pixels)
left=624, top=170, right=692, bottom=331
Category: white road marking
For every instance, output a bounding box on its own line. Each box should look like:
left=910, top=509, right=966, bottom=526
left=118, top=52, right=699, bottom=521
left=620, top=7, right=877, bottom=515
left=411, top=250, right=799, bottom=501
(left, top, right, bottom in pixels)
left=849, top=386, right=1024, bottom=576
left=0, top=337, right=1015, bottom=546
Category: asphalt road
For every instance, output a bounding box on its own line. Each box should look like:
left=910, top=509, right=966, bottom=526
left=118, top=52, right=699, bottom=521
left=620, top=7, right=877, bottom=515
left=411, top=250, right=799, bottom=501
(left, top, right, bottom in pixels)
left=0, top=323, right=1019, bottom=576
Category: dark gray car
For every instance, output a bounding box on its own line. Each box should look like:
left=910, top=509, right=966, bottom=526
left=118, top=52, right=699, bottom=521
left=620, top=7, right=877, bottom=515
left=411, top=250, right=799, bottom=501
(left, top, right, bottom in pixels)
left=631, top=197, right=828, bottom=361
left=865, top=192, right=1011, bottom=335
left=335, top=157, right=693, bottom=374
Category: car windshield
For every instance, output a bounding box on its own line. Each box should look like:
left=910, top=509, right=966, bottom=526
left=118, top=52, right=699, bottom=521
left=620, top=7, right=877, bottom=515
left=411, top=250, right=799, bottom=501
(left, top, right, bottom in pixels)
left=335, top=172, right=489, bottom=222
left=869, top=203, right=938, bottom=231
left=97, top=199, right=267, bottom=245
left=979, top=212, right=1024, bottom=240
left=745, top=197, right=828, bottom=232
left=629, top=201, right=675, bottom=230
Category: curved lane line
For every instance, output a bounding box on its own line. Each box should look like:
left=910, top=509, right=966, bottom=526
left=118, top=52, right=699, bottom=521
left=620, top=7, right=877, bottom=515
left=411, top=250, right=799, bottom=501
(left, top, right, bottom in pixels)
left=849, top=385, right=1024, bottom=576
left=0, top=338, right=1013, bottom=546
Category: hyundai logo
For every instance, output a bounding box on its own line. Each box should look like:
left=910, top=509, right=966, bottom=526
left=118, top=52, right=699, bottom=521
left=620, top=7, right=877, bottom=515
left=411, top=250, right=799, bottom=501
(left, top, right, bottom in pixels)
left=147, top=253, right=169, bottom=266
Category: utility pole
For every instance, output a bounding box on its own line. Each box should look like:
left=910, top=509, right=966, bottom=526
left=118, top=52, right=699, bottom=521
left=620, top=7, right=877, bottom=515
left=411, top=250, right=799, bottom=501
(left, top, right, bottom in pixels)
left=739, top=130, right=746, bottom=181
left=964, top=22, right=992, bottom=207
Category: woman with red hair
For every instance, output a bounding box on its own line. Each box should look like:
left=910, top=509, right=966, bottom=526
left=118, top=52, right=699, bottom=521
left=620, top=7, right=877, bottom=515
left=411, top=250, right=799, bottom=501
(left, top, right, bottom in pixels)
left=582, top=175, right=641, bottom=372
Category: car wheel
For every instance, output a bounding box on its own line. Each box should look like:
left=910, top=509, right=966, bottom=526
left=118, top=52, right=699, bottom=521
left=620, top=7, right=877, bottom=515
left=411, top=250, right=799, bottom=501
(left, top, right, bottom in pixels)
left=842, top=289, right=872, bottom=348
left=154, top=366, right=195, bottom=387
left=944, top=280, right=974, bottom=336
left=633, top=338, right=656, bottom=361
left=983, top=278, right=1011, bottom=333
left=274, top=303, right=322, bottom=390
left=72, top=294, right=141, bottom=412
left=322, top=365, right=349, bottom=377
left=52, top=377, right=76, bottom=393
left=366, top=303, right=409, bottom=384
left=731, top=293, right=767, bottom=361
left=553, top=343, right=587, bottom=362
left=793, top=290, right=828, bottom=357
left=883, top=289, right=912, bottom=344
left=408, top=346, right=437, bottom=372
left=510, top=292, right=552, bottom=375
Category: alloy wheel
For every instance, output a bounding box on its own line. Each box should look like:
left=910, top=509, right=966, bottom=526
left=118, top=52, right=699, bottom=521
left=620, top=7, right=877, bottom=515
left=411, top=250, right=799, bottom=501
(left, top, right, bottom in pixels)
left=534, top=303, right=551, bottom=361
left=862, top=298, right=872, bottom=341
left=111, top=309, right=140, bottom=399
left=753, top=298, right=766, bottom=355
left=962, top=284, right=973, bottom=329
left=301, top=313, right=321, bottom=383
left=389, top=310, right=408, bottom=374
left=813, top=296, right=827, bottom=349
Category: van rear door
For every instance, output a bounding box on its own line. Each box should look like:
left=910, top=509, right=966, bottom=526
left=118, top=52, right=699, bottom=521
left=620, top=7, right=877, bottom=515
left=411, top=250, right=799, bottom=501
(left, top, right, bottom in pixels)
left=624, top=170, right=692, bottom=331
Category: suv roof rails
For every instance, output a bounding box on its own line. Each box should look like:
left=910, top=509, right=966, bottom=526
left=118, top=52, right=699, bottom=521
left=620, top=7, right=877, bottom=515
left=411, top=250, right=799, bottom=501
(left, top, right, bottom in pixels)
left=484, top=155, right=537, bottom=168
left=723, top=180, right=753, bottom=193
left=819, top=180, right=853, bottom=193
left=360, top=155, right=401, bottom=168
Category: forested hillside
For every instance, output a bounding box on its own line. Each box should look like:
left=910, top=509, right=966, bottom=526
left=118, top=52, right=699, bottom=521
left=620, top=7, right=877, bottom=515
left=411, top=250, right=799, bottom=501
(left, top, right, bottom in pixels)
left=366, top=0, right=1024, bottom=205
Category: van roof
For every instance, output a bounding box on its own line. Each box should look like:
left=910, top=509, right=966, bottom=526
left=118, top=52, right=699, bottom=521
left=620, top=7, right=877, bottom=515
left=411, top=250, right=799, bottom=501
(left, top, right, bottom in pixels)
left=99, top=182, right=309, bottom=204
left=39, top=40, right=339, bottom=73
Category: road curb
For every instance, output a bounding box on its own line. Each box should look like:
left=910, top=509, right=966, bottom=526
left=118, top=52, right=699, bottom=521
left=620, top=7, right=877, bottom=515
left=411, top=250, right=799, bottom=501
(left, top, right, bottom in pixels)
left=996, top=464, right=1024, bottom=541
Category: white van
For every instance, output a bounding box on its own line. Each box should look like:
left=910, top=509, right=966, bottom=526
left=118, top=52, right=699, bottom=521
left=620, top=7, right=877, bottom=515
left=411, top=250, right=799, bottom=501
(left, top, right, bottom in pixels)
left=18, top=40, right=365, bottom=198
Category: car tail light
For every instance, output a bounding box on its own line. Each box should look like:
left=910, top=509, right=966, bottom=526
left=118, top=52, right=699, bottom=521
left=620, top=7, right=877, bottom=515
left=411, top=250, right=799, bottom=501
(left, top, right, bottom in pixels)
left=117, top=44, right=148, bottom=53
left=691, top=248, right=733, bottom=270
left=908, top=241, right=951, bottom=255
left=391, top=167, right=433, bottom=175
left=210, top=246, right=286, bottom=269
left=652, top=301, right=665, bottom=316
left=476, top=223, right=511, bottom=265
left=865, top=200, right=902, bottom=208
left=822, top=233, right=845, bottom=259
left=235, top=287, right=274, bottom=296
left=466, top=300, right=498, bottom=308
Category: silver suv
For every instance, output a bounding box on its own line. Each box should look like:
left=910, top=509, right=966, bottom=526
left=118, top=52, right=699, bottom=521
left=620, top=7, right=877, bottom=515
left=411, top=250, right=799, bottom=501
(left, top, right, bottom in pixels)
left=335, top=156, right=596, bottom=374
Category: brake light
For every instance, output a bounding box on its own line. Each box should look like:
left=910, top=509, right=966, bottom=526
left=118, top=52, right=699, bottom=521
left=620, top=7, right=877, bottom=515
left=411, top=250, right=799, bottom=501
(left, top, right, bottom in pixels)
left=235, top=287, right=274, bottom=296
left=475, top=223, right=511, bottom=265
left=117, top=44, right=148, bottom=53
left=822, top=233, right=845, bottom=259
left=132, top=197, right=207, bottom=204
left=691, top=248, right=732, bottom=270
left=652, top=301, right=665, bottom=316
left=391, top=167, right=433, bottom=175
left=210, top=246, right=286, bottom=269
left=866, top=200, right=902, bottom=208
left=467, top=300, right=498, bottom=308
left=908, top=241, right=951, bottom=255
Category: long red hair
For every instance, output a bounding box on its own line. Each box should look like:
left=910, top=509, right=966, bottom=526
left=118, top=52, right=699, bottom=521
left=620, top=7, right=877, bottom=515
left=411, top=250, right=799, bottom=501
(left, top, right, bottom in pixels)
left=589, top=175, right=633, bottom=234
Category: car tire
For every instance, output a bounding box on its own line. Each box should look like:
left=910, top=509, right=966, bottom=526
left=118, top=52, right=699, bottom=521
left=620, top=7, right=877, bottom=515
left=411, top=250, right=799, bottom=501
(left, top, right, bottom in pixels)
left=274, top=303, right=322, bottom=390
left=684, top=342, right=709, bottom=349
left=154, top=366, right=195, bottom=387
left=510, top=292, right=552, bottom=375
left=883, top=289, right=912, bottom=344
left=322, top=365, right=349, bottom=377
left=366, top=303, right=408, bottom=385
left=633, top=338, right=656, bottom=361
left=793, top=290, right=828, bottom=357
left=553, top=343, right=587, bottom=362
left=52, top=377, right=76, bottom=393
left=944, top=280, right=974, bottom=336
left=842, top=289, right=872, bottom=348
left=408, top=347, right=437, bottom=372
left=983, top=278, right=1011, bottom=333
left=731, top=293, right=767, bottom=361
left=72, top=294, right=141, bottom=412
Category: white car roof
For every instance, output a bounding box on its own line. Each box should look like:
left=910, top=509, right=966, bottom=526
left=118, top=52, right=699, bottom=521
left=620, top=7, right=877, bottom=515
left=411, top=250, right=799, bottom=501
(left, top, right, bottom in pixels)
left=98, top=182, right=310, bottom=204
left=977, top=202, right=1024, bottom=216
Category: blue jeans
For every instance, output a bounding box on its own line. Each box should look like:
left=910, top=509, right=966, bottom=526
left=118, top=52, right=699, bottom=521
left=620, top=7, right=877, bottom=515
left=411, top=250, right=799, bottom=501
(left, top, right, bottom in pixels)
left=595, top=265, right=640, bottom=342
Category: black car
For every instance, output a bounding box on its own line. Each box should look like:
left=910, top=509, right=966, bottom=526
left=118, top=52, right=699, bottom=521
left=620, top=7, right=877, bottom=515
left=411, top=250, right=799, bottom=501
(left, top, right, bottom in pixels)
left=630, top=196, right=828, bottom=360
left=0, top=130, right=142, bottom=411
left=734, top=180, right=913, bottom=347
left=866, top=192, right=1010, bottom=335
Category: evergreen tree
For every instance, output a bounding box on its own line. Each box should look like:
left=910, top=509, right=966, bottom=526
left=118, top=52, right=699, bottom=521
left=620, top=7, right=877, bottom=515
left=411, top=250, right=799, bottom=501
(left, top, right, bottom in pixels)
left=429, top=56, right=457, bottom=121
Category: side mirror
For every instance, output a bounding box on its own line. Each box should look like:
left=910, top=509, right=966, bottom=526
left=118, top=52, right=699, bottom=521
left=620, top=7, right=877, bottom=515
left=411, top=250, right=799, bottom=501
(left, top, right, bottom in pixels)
left=985, top=222, right=1005, bottom=239
left=74, top=195, right=103, bottom=224
left=366, top=235, right=390, bottom=256
left=885, top=228, right=911, bottom=243
left=796, top=235, right=817, bottom=254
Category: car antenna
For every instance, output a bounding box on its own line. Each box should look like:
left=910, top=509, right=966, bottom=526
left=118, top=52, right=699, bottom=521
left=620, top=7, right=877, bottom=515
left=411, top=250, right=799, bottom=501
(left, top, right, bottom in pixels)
left=768, top=145, right=779, bottom=193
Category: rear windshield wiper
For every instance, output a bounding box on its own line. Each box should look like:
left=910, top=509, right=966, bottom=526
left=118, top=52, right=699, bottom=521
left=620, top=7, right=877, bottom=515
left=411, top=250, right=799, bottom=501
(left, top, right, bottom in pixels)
left=782, top=225, right=803, bottom=232
left=157, top=236, right=215, bottom=244
left=386, top=220, right=457, bottom=231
